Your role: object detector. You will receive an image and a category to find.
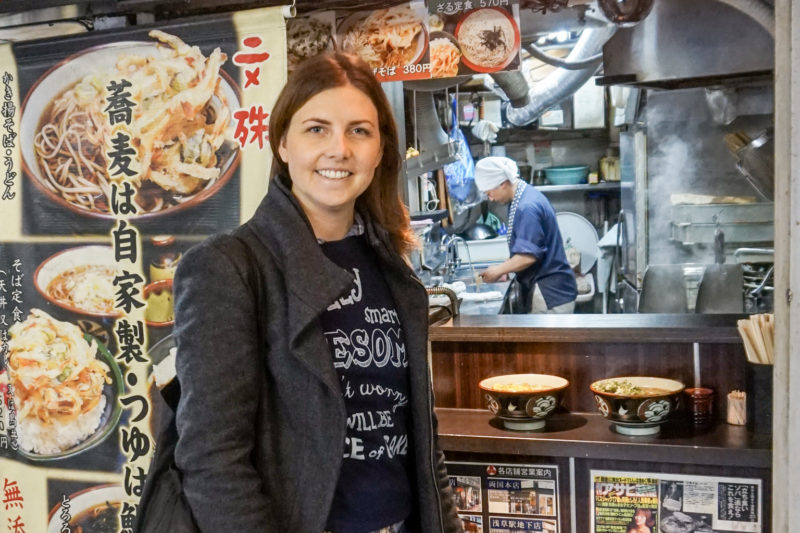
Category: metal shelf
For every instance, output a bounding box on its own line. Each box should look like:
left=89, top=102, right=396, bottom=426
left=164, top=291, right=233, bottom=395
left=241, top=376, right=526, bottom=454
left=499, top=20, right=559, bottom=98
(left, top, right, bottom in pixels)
left=534, top=181, right=621, bottom=193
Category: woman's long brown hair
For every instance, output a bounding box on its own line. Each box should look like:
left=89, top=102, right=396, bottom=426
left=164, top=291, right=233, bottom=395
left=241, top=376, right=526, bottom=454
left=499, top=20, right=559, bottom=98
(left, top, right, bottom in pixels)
left=268, top=53, right=415, bottom=257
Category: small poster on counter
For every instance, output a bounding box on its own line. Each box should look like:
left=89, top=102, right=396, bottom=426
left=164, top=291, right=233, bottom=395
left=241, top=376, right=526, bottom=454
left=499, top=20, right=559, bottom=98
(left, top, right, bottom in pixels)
left=447, top=461, right=560, bottom=533
left=591, top=470, right=763, bottom=533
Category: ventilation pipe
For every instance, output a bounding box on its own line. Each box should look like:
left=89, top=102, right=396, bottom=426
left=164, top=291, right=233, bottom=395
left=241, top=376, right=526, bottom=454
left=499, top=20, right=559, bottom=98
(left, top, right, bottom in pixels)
left=491, top=23, right=617, bottom=127
left=414, top=91, right=449, bottom=149
left=714, top=0, right=773, bottom=37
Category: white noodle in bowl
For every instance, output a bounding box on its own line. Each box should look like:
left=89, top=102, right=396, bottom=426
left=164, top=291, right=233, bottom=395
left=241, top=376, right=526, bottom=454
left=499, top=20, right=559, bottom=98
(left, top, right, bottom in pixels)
left=34, top=245, right=121, bottom=319
left=456, top=8, right=519, bottom=71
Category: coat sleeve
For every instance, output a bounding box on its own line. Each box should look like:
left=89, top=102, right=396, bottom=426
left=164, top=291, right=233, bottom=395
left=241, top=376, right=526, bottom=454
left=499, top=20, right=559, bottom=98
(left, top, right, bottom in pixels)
left=430, top=391, right=464, bottom=533
left=172, top=237, right=275, bottom=532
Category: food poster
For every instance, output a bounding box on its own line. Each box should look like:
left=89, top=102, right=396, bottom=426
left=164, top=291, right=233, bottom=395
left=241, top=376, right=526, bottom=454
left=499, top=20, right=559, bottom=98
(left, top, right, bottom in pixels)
left=429, top=0, right=521, bottom=78
left=287, top=11, right=337, bottom=74
left=0, top=6, right=286, bottom=532
left=335, top=2, right=432, bottom=82
left=446, top=461, right=560, bottom=533
left=591, top=470, right=763, bottom=533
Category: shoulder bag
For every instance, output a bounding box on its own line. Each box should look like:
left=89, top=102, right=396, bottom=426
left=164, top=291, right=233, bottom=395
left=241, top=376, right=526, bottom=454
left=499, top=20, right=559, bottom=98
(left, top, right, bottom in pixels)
left=135, top=234, right=264, bottom=532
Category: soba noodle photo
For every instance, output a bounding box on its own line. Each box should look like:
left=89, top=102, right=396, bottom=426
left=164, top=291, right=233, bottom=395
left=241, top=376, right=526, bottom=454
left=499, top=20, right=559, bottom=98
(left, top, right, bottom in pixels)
left=341, top=5, right=424, bottom=69
left=430, top=37, right=462, bottom=78
left=457, top=8, right=518, bottom=69
left=31, top=30, right=234, bottom=215
left=46, top=264, right=118, bottom=316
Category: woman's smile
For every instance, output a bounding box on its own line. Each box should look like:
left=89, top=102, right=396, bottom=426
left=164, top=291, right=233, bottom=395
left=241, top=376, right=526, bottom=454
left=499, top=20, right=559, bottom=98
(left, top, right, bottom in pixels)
left=278, top=84, right=383, bottom=228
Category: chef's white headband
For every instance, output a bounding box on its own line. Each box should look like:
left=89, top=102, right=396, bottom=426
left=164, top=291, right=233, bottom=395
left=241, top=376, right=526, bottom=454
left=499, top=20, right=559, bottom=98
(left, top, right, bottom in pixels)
left=474, top=156, right=519, bottom=192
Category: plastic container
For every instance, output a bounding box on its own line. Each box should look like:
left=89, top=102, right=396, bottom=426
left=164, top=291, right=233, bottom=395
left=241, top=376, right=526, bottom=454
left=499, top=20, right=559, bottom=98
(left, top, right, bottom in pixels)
left=543, top=165, right=589, bottom=185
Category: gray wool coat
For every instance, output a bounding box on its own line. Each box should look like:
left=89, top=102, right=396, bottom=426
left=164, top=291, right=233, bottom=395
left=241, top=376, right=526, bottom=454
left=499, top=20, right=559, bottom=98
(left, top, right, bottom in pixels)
left=172, top=175, right=462, bottom=533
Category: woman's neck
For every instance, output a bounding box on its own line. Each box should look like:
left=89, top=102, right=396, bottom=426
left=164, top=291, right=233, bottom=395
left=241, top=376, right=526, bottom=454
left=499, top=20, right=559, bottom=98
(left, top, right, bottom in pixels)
left=304, top=206, right=355, bottom=242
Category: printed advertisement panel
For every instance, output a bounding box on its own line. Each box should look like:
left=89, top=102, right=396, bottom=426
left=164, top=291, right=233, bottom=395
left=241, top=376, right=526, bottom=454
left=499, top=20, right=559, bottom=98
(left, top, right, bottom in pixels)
left=447, top=461, right=561, bottom=533
left=0, top=7, right=285, bottom=532
left=591, top=470, right=763, bottom=533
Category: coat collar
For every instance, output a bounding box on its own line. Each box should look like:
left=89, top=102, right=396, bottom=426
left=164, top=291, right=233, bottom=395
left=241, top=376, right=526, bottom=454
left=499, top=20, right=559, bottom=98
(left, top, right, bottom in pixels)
left=246, top=174, right=354, bottom=314
left=243, top=175, right=424, bottom=394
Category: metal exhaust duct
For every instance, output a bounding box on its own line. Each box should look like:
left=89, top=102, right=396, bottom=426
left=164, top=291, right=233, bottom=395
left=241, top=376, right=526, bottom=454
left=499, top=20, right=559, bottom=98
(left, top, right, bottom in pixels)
left=491, top=24, right=618, bottom=126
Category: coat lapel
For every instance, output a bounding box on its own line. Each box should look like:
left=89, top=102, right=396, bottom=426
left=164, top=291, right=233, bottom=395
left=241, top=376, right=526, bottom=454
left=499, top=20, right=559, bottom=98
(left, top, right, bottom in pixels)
left=246, top=176, right=354, bottom=393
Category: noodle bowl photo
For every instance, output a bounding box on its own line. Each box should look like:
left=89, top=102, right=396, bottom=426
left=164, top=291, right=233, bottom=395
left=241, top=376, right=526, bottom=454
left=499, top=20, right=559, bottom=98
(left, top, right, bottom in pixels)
left=34, top=245, right=122, bottom=319
left=20, top=31, right=241, bottom=220
left=339, top=5, right=428, bottom=71
left=47, top=484, right=127, bottom=533
left=456, top=7, right=520, bottom=73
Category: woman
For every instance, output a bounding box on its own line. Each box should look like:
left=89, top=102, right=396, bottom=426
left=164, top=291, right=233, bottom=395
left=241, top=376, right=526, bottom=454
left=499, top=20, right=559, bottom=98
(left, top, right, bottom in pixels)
left=170, top=52, right=462, bottom=533
left=626, top=508, right=655, bottom=533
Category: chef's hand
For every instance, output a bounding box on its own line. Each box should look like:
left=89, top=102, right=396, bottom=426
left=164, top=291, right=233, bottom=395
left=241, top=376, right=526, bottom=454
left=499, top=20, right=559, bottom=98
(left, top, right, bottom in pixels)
left=480, top=266, right=506, bottom=283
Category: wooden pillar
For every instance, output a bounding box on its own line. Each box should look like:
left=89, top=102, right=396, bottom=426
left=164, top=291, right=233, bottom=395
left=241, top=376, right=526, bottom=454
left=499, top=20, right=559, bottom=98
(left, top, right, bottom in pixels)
left=772, top=0, right=800, bottom=529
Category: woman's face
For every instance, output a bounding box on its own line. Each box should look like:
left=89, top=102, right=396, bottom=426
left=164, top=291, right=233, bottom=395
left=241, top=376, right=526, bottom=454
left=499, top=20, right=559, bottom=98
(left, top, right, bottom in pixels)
left=635, top=512, right=647, bottom=525
left=279, top=84, right=383, bottom=222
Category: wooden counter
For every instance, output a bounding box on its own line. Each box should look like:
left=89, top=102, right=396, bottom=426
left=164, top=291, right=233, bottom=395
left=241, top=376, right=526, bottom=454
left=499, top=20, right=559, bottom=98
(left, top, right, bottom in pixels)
left=430, top=313, right=745, bottom=343
left=436, top=408, right=771, bottom=468
left=429, top=314, right=748, bottom=422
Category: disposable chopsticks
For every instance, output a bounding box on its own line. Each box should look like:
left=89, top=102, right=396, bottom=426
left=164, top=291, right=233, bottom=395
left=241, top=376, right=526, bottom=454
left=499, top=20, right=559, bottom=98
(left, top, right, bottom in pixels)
left=737, top=313, right=774, bottom=364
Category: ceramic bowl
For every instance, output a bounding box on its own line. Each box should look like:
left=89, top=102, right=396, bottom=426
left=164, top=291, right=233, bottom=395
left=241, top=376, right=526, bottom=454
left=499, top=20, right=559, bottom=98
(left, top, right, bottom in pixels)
left=479, top=373, right=569, bottom=431
left=47, top=484, right=126, bottom=533
left=20, top=40, right=240, bottom=221
left=590, top=376, right=685, bottom=436
left=34, top=245, right=122, bottom=319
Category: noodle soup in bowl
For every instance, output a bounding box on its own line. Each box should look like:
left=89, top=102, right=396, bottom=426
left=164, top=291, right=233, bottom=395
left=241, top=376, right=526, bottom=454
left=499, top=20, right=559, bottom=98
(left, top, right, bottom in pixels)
left=20, top=34, right=241, bottom=221
left=479, top=373, right=569, bottom=431
left=34, top=245, right=122, bottom=320
left=590, top=376, right=685, bottom=436
left=47, top=484, right=127, bottom=533
left=338, top=5, right=429, bottom=72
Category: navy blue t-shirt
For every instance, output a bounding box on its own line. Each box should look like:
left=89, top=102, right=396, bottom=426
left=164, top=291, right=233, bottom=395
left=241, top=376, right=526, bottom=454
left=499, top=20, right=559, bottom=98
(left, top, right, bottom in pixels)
left=320, top=235, right=412, bottom=533
left=510, top=184, right=577, bottom=308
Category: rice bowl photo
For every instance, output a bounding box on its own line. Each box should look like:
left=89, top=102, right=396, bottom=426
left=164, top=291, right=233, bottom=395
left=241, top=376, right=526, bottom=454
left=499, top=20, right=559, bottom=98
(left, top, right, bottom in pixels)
left=456, top=7, right=520, bottom=73
left=19, top=30, right=241, bottom=221
left=6, top=309, right=123, bottom=460
left=429, top=31, right=462, bottom=78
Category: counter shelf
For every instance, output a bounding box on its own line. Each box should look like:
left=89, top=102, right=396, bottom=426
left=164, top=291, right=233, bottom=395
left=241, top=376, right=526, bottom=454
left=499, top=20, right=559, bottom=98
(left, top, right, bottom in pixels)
left=436, top=408, right=771, bottom=469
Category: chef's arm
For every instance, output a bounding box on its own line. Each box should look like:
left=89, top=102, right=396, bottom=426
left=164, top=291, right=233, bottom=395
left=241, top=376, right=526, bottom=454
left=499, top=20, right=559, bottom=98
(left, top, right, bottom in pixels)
left=481, top=253, right=536, bottom=282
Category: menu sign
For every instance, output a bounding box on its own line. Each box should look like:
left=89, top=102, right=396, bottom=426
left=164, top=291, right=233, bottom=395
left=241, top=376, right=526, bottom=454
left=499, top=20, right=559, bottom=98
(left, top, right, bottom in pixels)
left=591, top=470, right=763, bottom=533
left=335, top=2, right=432, bottom=82
left=0, top=7, right=285, bottom=532
left=428, top=0, right=521, bottom=77
left=447, top=461, right=560, bottom=532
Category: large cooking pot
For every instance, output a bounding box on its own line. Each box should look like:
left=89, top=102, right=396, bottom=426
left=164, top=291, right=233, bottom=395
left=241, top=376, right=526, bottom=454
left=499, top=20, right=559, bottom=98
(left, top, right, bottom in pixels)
left=460, top=223, right=497, bottom=241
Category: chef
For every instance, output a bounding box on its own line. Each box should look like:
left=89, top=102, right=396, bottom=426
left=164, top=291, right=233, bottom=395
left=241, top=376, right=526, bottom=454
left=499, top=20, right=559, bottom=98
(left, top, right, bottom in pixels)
left=476, top=156, right=577, bottom=313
